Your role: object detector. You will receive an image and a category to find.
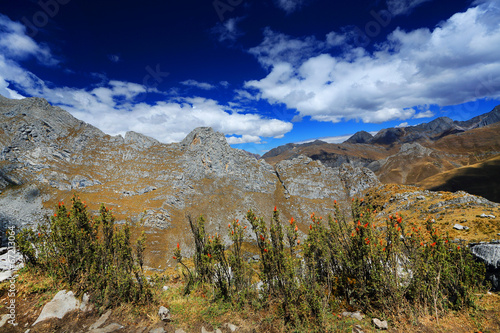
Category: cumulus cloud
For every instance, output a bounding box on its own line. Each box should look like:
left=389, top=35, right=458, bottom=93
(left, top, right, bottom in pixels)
left=0, top=15, right=292, bottom=145
left=245, top=0, right=500, bottom=124
left=387, top=0, right=432, bottom=16
left=180, top=79, right=216, bottom=90
left=226, top=134, right=262, bottom=144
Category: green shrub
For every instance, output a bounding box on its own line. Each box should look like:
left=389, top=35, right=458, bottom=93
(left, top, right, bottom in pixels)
left=16, top=195, right=151, bottom=309
left=175, top=199, right=486, bottom=328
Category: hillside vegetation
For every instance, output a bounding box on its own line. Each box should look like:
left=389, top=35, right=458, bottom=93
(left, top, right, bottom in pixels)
left=5, top=195, right=499, bottom=332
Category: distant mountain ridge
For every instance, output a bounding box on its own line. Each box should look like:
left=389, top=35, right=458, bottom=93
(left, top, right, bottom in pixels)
left=353, top=105, right=500, bottom=146
left=262, top=105, right=500, bottom=202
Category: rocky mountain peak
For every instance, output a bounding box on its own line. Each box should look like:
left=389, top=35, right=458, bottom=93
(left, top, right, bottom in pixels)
left=345, top=131, right=374, bottom=144
left=414, top=116, right=454, bottom=134
left=370, top=127, right=405, bottom=145
left=180, top=127, right=229, bottom=151
left=124, top=131, right=159, bottom=149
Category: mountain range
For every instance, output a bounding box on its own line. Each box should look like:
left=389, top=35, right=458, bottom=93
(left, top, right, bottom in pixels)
left=263, top=105, right=500, bottom=202
left=1, top=95, right=499, bottom=271
left=0, top=95, right=378, bottom=269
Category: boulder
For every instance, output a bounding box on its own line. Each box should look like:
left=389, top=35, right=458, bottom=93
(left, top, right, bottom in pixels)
left=453, top=224, right=469, bottom=230
left=372, top=318, right=388, bottom=330
left=158, top=306, right=171, bottom=322
left=470, top=243, right=500, bottom=291
left=32, top=290, right=80, bottom=326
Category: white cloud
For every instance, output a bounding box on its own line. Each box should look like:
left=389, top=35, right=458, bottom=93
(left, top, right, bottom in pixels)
left=273, top=0, right=307, bottom=14
left=245, top=0, right=500, bottom=124
left=0, top=14, right=57, bottom=66
left=211, top=17, right=244, bottom=42
left=296, top=131, right=379, bottom=144
left=180, top=79, right=216, bottom=90
left=413, top=110, right=434, bottom=119
left=12, top=78, right=293, bottom=143
left=395, top=122, right=409, bottom=128
left=326, top=31, right=346, bottom=47
left=387, top=0, right=432, bottom=16
left=226, top=134, right=262, bottom=144
left=248, top=28, right=326, bottom=69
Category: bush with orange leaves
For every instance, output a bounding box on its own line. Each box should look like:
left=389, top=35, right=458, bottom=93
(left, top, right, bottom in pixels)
left=16, top=195, right=151, bottom=309
left=303, top=199, right=485, bottom=319
left=174, top=199, right=486, bottom=328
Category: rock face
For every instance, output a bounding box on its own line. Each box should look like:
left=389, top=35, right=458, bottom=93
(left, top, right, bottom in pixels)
left=276, top=156, right=346, bottom=200
left=0, top=95, right=379, bottom=268
left=470, top=243, right=500, bottom=291
left=275, top=156, right=378, bottom=200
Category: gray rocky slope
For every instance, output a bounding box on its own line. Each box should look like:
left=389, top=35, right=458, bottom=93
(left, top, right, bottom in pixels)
left=0, top=96, right=378, bottom=267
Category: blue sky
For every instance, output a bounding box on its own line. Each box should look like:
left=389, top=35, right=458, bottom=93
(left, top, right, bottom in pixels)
left=0, top=0, right=499, bottom=154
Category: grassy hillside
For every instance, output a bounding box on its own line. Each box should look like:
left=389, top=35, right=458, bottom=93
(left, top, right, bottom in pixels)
left=417, top=155, right=500, bottom=203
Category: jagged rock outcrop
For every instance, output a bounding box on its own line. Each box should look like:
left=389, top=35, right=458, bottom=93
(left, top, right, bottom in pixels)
left=338, top=163, right=379, bottom=198
left=180, top=127, right=275, bottom=193
left=456, top=105, right=500, bottom=129
left=124, top=131, right=159, bottom=149
left=275, top=156, right=346, bottom=200
left=275, top=156, right=379, bottom=200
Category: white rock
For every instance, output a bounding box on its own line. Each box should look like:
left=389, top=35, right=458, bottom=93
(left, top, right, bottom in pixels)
left=158, top=306, right=171, bottom=322
left=372, top=318, right=388, bottom=330
left=0, top=314, right=10, bottom=328
left=342, top=311, right=364, bottom=321
left=223, top=323, right=238, bottom=332
left=0, top=271, right=12, bottom=283
left=32, top=290, right=80, bottom=326
left=80, top=293, right=92, bottom=312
